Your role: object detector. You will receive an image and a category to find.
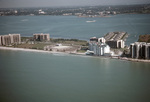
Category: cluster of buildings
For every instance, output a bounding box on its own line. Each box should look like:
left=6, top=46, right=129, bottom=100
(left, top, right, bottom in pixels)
left=39, top=9, right=46, bottom=14
left=87, top=37, right=111, bottom=56
left=44, top=44, right=80, bottom=53
left=104, top=32, right=127, bottom=48
left=0, top=34, right=21, bottom=46
left=78, top=10, right=116, bottom=17
left=130, top=42, right=150, bottom=59
left=87, top=32, right=128, bottom=56
left=0, top=33, right=50, bottom=46
left=87, top=32, right=150, bottom=60
left=33, top=33, right=50, bottom=41
left=88, top=41, right=111, bottom=56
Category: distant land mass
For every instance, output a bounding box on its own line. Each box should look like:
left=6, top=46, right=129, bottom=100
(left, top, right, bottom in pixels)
left=0, top=4, right=150, bottom=16
left=138, top=34, right=150, bottom=43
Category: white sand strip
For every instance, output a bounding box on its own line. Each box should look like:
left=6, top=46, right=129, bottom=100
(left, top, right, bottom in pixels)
left=0, top=46, right=85, bottom=55
left=0, top=46, right=64, bottom=54
left=1, top=46, right=149, bottom=63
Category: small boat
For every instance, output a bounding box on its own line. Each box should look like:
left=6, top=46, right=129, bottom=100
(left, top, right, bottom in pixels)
left=86, top=20, right=96, bottom=23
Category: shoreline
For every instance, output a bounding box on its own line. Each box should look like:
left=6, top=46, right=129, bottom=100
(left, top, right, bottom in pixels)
left=119, top=57, right=150, bottom=63
left=0, top=46, right=150, bottom=63
left=1, top=13, right=150, bottom=17
left=0, top=46, right=85, bottom=55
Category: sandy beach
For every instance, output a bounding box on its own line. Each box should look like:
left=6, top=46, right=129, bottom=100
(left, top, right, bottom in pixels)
left=0, top=46, right=150, bottom=63
left=0, top=46, right=85, bottom=55
left=0, top=46, right=68, bottom=54
left=120, top=57, right=150, bottom=63
left=111, top=56, right=150, bottom=63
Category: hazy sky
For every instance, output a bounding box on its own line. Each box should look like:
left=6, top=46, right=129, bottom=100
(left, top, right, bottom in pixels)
left=0, top=0, right=150, bottom=8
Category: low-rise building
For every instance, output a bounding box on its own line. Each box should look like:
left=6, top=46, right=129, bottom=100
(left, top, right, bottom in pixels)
left=39, top=9, right=46, bottom=14
left=130, top=42, right=150, bottom=59
left=44, top=45, right=80, bottom=53
left=33, top=33, right=50, bottom=41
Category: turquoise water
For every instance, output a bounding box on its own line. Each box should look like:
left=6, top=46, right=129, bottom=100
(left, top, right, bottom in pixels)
left=0, top=50, right=150, bottom=102
left=0, top=14, right=150, bottom=45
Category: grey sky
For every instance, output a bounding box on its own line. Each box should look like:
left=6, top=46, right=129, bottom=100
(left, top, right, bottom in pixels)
left=0, top=0, right=150, bottom=8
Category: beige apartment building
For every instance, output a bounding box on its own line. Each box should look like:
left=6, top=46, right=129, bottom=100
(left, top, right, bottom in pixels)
left=33, top=33, right=50, bottom=41
left=0, top=34, right=21, bottom=46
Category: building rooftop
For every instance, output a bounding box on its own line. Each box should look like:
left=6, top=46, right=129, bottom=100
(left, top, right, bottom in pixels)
left=33, top=33, right=49, bottom=35
left=104, top=32, right=127, bottom=41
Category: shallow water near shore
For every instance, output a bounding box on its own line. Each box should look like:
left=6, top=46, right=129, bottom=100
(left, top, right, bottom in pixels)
left=0, top=50, right=150, bottom=102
